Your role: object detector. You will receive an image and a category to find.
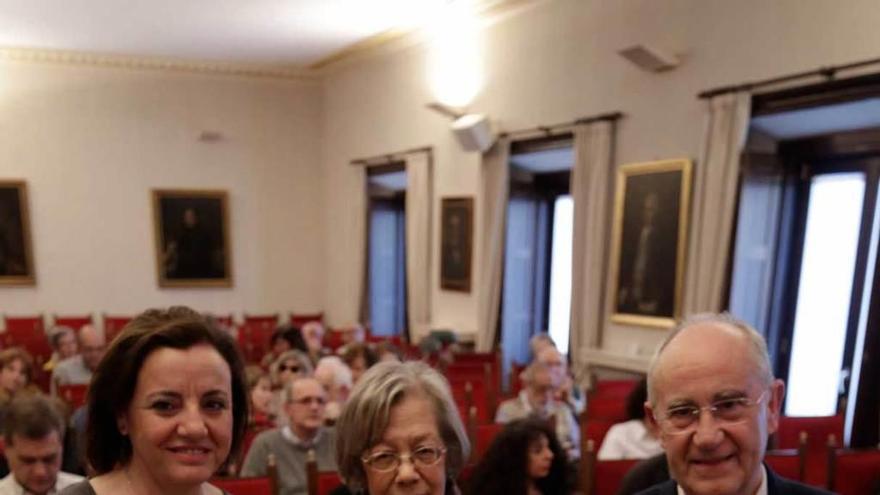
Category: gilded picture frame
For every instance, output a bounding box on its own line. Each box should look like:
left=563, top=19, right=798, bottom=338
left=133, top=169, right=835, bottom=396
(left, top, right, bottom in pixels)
left=152, top=189, right=233, bottom=288
left=609, top=159, right=692, bottom=328
left=0, top=180, right=36, bottom=286
left=440, top=197, right=474, bottom=292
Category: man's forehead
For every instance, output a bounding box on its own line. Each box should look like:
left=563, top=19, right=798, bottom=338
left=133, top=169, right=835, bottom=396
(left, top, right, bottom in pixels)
left=292, top=379, right=325, bottom=397
left=10, top=432, right=61, bottom=452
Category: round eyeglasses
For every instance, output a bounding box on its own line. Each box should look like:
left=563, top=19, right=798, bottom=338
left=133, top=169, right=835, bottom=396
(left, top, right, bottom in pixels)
left=653, top=390, right=769, bottom=435
left=361, top=446, right=447, bottom=472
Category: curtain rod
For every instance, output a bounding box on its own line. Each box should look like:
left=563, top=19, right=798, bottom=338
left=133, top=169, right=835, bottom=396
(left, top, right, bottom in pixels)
left=498, top=111, right=624, bottom=139
left=350, top=145, right=433, bottom=166
left=698, top=56, right=880, bottom=99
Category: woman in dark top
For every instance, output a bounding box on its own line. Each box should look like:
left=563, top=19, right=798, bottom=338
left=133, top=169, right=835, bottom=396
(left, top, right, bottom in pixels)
left=465, top=418, right=569, bottom=495
left=60, top=306, right=248, bottom=495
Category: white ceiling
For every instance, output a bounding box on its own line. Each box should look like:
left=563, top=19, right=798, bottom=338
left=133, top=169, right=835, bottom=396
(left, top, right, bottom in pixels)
left=0, top=0, right=450, bottom=66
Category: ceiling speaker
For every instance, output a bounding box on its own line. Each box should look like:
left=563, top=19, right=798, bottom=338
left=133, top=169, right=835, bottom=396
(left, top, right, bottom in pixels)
left=451, top=114, right=495, bottom=153
left=618, top=44, right=680, bottom=72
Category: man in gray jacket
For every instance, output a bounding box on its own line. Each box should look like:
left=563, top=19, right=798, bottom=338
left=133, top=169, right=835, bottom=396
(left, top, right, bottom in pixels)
left=242, top=376, right=336, bottom=495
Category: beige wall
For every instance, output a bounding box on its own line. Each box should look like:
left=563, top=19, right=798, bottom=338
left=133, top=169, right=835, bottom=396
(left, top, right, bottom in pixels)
left=0, top=60, right=325, bottom=320
left=320, top=0, right=880, bottom=364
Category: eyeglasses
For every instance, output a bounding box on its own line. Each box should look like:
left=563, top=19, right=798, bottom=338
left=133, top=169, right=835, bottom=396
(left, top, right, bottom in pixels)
left=361, top=446, right=447, bottom=472
left=279, top=364, right=300, bottom=373
left=653, top=390, right=768, bottom=435
left=292, top=396, right=326, bottom=406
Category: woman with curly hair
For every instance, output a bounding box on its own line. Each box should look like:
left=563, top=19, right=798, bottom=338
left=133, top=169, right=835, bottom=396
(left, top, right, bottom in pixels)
left=465, top=417, right=568, bottom=495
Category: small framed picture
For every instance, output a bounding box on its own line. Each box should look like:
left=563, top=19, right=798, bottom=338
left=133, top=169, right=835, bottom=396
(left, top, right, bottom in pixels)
left=610, top=159, right=692, bottom=328
left=440, top=197, right=474, bottom=292
left=152, top=189, right=232, bottom=288
left=0, top=181, right=35, bottom=286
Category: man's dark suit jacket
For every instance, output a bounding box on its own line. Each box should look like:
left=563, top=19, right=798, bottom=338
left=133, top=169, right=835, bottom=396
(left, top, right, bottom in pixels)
left=634, top=465, right=833, bottom=495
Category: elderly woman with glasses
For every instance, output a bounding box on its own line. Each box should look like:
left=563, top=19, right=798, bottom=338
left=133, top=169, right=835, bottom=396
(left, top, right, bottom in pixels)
left=333, top=361, right=470, bottom=495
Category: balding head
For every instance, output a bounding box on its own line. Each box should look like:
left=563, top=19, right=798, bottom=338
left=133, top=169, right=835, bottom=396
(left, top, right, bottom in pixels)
left=647, top=313, right=773, bottom=406
left=78, top=325, right=106, bottom=372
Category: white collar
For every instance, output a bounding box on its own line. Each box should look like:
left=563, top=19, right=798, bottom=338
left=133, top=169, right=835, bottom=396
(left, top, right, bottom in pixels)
left=281, top=425, right=322, bottom=448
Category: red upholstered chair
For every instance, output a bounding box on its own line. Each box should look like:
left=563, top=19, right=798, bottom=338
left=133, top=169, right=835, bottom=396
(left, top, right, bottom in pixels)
left=582, top=418, right=616, bottom=452
left=307, top=453, right=342, bottom=495
left=58, top=384, right=89, bottom=411
left=828, top=448, right=880, bottom=495
left=3, top=315, right=50, bottom=364
left=290, top=312, right=324, bottom=327
left=765, top=447, right=806, bottom=482
left=776, top=415, right=844, bottom=487
left=243, top=314, right=279, bottom=327
left=215, top=453, right=278, bottom=495
left=52, top=315, right=93, bottom=331
left=447, top=362, right=498, bottom=419
left=579, top=439, right=639, bottom=495
left=209, top=314, right=235, bottom=330
left=473, top=423, right=504, bottom=459
left=586, top=395, right=628, bottom=423
left=591, top=380, right=638, bottom=400
left=102, top=315, right=133, bottom=343
left=449, top=378, right=491, bottom=424
left=238, top=321, right=276, bottom=365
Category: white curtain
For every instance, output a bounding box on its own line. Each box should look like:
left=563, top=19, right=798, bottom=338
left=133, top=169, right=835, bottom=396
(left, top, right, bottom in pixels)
left=405, top=151, right=433, bottom=342
left=476, top=138, right=510, bottom=351
left=683, top=91, right=752, bottom=314
left=347, top=164, right=369, bottom=325
left=569, top=121, right=614, bottom=364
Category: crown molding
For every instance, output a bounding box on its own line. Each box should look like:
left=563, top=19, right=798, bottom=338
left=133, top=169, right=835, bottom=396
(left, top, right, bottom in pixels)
left=308, top=0, right=541, bottom=73
left=0, top=47, right=318, bottom=81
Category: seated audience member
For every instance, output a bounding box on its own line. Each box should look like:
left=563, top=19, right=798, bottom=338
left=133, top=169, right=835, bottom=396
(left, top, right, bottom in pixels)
left=301, top=321, right=328, bottom=365
left=334, top=322, right=366, bottom=356
left=340, top=343, right=377, bottom=384
left=0, top=395, right=83, bottom=495
left=616, top=453, right=669, bottom=495
left=529, top=333, right=556, bottom=359
left=50, top=325, right=106, bottom=395
left=261, top=325, right=308, bottom=369
left=241, top=376, right=337, bottom=495
left=374, top=341, right=403, bottom=362
left=247, top=366, right=275, bottom=428
left=43, top=326, right=79, bottom=372
left=0, top=349, right=39, bottom=419
left=535, top=346, right=585, bottom=416
left=313, top=356, right=352, bottom=424
left=496, top=362, right=580, bottom=461
left=641, top=313, right=830, bottom=495
left=466, top=417, right=568, bottom=495
left=597, top=377, right=662, bottom=460
left=271, top=350, right=314, bottom=427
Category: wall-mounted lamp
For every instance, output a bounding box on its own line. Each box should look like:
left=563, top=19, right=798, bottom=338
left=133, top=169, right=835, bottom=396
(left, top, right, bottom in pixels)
left=426, top=102, right=495, bottom=153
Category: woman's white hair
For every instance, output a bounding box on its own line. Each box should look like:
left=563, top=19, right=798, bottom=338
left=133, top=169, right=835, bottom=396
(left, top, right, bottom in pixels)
left=335, top=361, right=470, bottom=491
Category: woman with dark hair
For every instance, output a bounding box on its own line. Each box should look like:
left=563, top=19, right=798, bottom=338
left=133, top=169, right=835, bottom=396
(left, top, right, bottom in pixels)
left=465, top=418, right=568, bottom=495
left=60, top=306, right=249, bottom=495
left=596, top=377, right=661, bottom=460
left=260, top=324, right=307, bottom=368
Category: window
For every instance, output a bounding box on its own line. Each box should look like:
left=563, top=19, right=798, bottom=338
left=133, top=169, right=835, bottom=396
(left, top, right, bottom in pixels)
left=366, top=165, right=407, bottom=336
left=499, top=136, right=573, bottom=380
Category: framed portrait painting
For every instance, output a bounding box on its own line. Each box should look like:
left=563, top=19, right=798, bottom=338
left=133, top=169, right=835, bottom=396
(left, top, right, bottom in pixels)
left=440, top=197, right=473, bottom=292
left=0, top=181, right=35, bottom=286
left=609, top=159, right=692, bottom=328
left=152, top=189, right=232, bottom=288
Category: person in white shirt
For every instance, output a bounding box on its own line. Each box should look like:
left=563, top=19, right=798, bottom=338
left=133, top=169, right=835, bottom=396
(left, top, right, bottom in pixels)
left=0, top=395, right=83, bottom=495
left=597, top=377, right=663, bottom=460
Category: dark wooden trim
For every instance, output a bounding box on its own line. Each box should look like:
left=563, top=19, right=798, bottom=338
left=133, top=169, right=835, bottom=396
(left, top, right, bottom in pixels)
left=752, top=71, right=880, bottom=115
left=779, top=127, right=880, bottom=162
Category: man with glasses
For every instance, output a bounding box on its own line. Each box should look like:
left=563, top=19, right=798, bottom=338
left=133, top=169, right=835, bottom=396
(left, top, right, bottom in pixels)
left=639, top=313, right=830, bottom=495
left=242, top=376, right=338, bottom=495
